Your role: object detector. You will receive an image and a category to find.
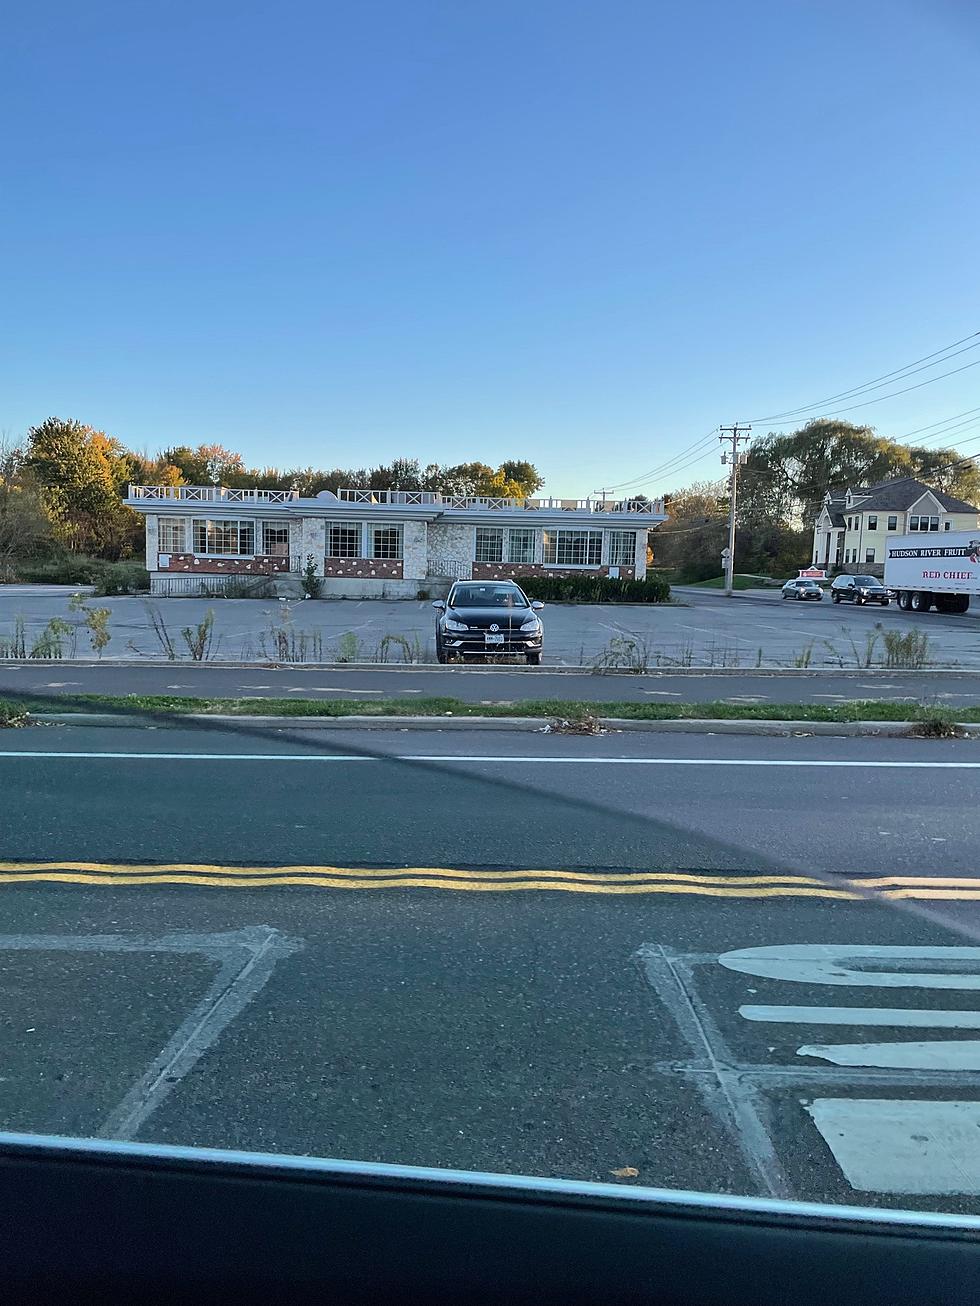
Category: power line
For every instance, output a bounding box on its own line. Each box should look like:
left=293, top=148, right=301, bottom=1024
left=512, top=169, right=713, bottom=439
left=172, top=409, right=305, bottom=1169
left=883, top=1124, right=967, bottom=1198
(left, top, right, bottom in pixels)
left=894, top=405, right=980, bottom=440
left=599, top=428, right=719, bottom=493
left=744, top=328, right=980, bottom=424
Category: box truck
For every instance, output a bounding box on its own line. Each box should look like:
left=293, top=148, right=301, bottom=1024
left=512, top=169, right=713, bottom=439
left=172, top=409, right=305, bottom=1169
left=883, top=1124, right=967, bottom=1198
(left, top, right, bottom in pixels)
left=883, top=530, right=980, bottom=612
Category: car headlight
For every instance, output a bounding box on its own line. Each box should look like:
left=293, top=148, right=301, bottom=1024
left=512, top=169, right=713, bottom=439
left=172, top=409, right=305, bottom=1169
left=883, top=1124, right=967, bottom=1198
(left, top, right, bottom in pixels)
left=444, top=618, right=468, bottom=632
left=520, top=616, right=541, bottom=632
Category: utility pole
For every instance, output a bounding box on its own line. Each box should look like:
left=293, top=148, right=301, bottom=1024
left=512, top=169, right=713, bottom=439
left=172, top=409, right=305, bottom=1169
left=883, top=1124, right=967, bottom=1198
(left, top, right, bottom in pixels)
left=718, top=423, right=752, bottom=596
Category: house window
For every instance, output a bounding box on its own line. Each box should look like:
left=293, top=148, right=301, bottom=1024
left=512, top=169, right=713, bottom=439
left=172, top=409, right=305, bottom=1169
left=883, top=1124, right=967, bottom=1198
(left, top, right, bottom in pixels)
left=262, top=522, right=290, bottom=557
left=909, top=516, right=919, bottom=532
left=327, top=522, right=361, bottom=558
left=868, top=515, right=877, bottom=530
left=370, top=524, right=403, bottom=559
left=887, top=515, right=897, bottom=530
left=608, top=530, right=635, bottom=567
left=866, top=548, right=875, bottom=563
left=847, top=517, right=852, bottom=530
left=158, top=518, right=186, bottom=553
left=475, top=527, right=504, bottom=563
left=543, top=529, right=602, bottom=566
left=192, top=519, right=254, bottom=555
left=507, top=528, right=536, bottom=564
left=945, top=520, right=951, bottom=531
left=928, top=515, right=940, bottom=532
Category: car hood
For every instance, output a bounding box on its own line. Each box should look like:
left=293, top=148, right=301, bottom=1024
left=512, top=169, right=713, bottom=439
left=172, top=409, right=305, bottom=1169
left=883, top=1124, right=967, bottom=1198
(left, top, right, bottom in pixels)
left=446, top=606, right=535, bottom=629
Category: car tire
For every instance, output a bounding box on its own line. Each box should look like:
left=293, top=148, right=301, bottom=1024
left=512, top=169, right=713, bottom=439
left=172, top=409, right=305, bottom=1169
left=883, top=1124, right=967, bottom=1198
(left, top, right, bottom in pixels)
left=525, top=652, right=541, bottom=666
left=435, top=636, right=447, bottom=664
left=831, top=592, right=840, bottom=603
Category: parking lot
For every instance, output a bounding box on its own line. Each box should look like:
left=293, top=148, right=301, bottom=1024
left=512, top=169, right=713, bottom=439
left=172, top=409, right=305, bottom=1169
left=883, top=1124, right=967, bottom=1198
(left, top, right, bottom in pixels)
left=2, top=582, right=980, bottom=667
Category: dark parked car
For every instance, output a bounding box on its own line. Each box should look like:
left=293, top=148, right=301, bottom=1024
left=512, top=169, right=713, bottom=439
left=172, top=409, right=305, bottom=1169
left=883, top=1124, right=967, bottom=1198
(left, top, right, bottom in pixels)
left=781, top=578, right=824, bottom=601
left=433, top=581, right=544, bottom=663
left=830, top=573, right=890, bottom=606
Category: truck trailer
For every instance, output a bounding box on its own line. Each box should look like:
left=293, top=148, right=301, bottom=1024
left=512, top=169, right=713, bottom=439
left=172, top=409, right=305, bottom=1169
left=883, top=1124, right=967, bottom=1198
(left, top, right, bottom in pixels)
left=883, top=530, right=980, bottom=612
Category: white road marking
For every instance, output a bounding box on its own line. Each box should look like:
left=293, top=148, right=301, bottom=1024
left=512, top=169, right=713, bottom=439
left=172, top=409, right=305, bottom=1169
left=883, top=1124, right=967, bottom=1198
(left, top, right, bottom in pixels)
left=739, top=1004, right=980, bottom=1028
left=42, top=681, right=81, bottom=688
left=720, top=943, right=980, bottom=988
left=4, top=751, right=980, bottom=769
left=799, top=1039, right=980, bottom=1070
left=807, top=1099, right=980, bottom=1195
left=286, top=686, right=384, bottom=694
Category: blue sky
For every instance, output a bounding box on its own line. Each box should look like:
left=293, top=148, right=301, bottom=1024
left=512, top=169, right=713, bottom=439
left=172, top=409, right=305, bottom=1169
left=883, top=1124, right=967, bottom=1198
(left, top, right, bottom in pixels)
left=1, top=0, right=978, bottom=495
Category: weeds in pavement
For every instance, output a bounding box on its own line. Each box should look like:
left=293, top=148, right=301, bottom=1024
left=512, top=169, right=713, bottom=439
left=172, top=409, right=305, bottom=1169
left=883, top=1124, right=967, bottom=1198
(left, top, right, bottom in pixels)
left=143, top=602, right=178, bottom=659
left=376, top=632, right=424, bottom=663
left=69, top=593, right=111, bottom=657
left=591, top=634, right=652, bottom=672
left=0, top=615, right=27, bottom=658
left=883, top=628, right=932, bottom=670
left=29, top=617, right=75, bottom=659
left=793, top=641, right=814, bottom=669
left=256, top=608, right=323, bottom=663
left=907, top=706, right=964, bottom=739
left=181, top=610, right=218, bottom=661
left=335, top=631, right=361, bottom=663
left=652, top=643, right=695, bottom=668
left=0, top=698, right=29, bottom=727
left=200, top=576, right=275, bottom=599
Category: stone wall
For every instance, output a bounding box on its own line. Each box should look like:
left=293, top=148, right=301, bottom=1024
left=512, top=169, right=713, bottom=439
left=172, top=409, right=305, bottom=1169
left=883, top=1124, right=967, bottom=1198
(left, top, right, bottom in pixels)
left=323, top=558, right=404, bottom=579
left=403, top=520, right=428, bottom=580
left=471, top=563, right=635, bottom=581
left=160, top=554, right=291, bottom=575
left=427, top=523, right=475, bottom=578
left=300, top=518, right=326, bottom=575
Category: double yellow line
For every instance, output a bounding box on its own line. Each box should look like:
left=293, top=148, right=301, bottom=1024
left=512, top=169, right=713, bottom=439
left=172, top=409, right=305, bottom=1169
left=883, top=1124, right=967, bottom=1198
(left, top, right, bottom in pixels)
left=0, top=861, right=977, bottom=897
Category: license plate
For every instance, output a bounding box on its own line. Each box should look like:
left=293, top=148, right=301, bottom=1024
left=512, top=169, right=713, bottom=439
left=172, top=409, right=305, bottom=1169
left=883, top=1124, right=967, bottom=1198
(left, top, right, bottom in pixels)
left=485, top=633, right=505, bottom=645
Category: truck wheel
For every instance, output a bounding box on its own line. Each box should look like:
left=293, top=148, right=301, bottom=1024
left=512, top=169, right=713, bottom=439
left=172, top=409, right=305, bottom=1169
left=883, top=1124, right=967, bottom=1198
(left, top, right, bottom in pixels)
left=911, top=591, right=932, bottom=612
left=897, top=590, right=911, bottom=610
left=955, top=595, right=971, bottom=613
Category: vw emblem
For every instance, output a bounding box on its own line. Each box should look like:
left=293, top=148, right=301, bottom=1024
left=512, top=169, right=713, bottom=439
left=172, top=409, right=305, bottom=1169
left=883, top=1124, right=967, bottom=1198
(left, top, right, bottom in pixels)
left=489, top=623, right=500, bottom=632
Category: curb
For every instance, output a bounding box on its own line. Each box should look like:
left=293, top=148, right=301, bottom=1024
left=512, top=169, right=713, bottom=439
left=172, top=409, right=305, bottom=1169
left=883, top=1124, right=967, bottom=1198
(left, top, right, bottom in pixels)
left=29, top=712, right=980, bottom=737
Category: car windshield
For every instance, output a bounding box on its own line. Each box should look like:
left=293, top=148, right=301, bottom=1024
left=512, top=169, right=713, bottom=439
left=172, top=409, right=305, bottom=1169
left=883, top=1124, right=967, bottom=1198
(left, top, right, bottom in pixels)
left=450, top=585, right=528, bottom=608
left=5, top=0, right=980, bottom=1262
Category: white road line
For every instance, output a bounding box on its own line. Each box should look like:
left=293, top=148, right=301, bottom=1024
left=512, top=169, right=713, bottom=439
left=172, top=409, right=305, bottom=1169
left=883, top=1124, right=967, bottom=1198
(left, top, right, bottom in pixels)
left=807, top=1100, right=980, bottom=1195
left=3, top=752, right=980, bottom=768
left=798, top=1039, right=980, bottom=1070
left=720, top=943, right=980, bottom=987
left=740, top=1004, right=980, bottom=1027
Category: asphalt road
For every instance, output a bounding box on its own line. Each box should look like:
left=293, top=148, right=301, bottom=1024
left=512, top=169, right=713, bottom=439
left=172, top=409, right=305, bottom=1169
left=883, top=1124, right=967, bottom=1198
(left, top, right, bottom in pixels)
left=4, top=661, right=980, bottom=708
left=2, top=722, right=980, bottom=1215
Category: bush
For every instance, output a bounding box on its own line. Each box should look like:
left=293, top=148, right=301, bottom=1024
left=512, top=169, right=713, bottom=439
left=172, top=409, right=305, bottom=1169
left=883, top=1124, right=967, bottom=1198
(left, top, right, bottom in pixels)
left=517, top=573, right=670, bottom=603
left=12, top=555, right=149, bottom=594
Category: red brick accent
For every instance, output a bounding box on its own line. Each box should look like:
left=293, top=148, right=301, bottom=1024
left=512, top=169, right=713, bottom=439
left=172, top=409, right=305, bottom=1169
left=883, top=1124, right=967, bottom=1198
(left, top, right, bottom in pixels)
left=471, top=563, right=635, bottom=581
left=323, top=558, right=404, bottom=579
left=160, top=554, right=290, bottom=575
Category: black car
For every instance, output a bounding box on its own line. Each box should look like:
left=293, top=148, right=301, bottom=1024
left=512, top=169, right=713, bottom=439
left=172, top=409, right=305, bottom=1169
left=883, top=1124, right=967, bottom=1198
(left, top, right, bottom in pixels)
left=433, top=581, right=544, bottom=663
left=830, top=573, right=890, bottom=606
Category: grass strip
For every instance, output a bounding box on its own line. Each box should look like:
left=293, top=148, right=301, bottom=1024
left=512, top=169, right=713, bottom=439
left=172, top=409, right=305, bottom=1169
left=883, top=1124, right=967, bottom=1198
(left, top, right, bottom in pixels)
left=3, top=694, right=977, bottom=725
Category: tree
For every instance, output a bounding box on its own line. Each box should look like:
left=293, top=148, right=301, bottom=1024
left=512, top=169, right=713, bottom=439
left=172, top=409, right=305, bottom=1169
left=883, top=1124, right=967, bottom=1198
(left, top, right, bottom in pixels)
left=25, top=417, right=139, bottom=558
left=0, top=440, right=54, bottom=573
left=651, top=480, right=728, bottom=578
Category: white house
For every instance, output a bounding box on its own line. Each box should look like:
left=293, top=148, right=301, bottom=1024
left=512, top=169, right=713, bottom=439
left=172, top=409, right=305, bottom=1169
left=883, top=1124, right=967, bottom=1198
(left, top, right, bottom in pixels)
left=812, top=477, right=980, bottom=576
left=125, top=485, right=667, bottom=596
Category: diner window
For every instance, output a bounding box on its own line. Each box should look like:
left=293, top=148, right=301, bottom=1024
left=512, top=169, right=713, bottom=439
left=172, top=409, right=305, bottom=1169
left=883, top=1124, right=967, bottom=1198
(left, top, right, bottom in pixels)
left=543, top=529, right=602, bottom=566
left=475, top=527, right=504, bottom=563
left=608, top=530, right=635, bottom=567
left=328, top=522, right=361, bottom=558
left=192, top=519, right=254, bottom=555
left=507, top=528, right=536, bottom=564
left=157, top=518, right=186, bottom=553
left=262, top=522, right=290, bottom=556
left=370, top=524, right=403, bottom=559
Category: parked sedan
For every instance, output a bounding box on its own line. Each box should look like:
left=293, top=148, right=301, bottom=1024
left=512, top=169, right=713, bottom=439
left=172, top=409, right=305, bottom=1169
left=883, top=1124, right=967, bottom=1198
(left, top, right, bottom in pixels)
left=433, top=581, right=544, bottom=663
left=781, top=579, right=824, bottom=601
left=830, top=574, right=890, bottom=606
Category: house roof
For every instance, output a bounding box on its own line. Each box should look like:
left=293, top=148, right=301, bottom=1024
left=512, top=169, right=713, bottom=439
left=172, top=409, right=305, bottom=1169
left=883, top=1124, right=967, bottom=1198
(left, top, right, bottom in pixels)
left=846, top=477, right=979, bottom=515
left=829, top=512, right=846, bottom=528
